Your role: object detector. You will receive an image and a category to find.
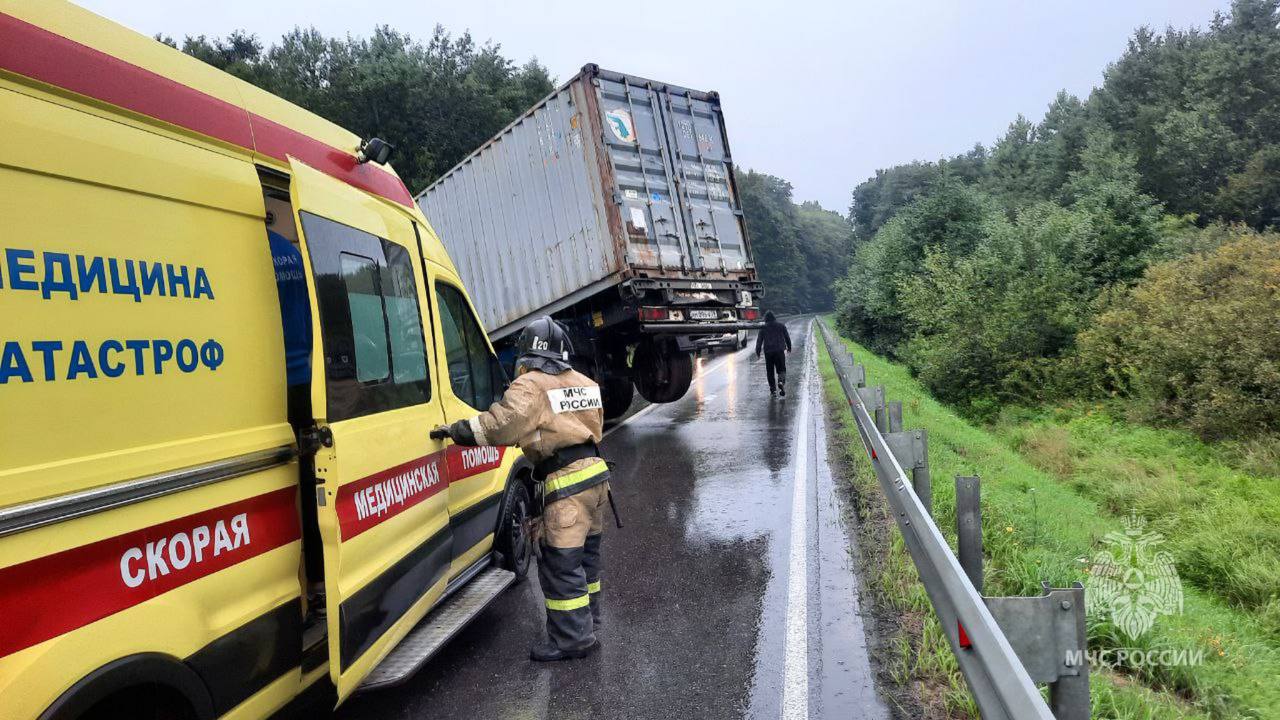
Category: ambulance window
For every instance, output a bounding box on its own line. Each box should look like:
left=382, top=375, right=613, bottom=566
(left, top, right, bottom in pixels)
left=435, top=283, right=500, bottom=410
left=300, top=212, right=431, bottom=421
left=384, top=244, right=429, bottom=385
left=339, top=253, right=390, bottom=383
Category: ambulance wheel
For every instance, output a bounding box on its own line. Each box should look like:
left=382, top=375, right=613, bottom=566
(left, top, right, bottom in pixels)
left=634, top=341, right=693, bottom=404
left=496, top=477, right=534, bottom=580
left=602, top=376, right=634, bottom=420
left=83, top=687, right=195, bottom=720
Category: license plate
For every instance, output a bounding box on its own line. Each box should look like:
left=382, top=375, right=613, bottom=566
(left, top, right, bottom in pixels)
left=689, top=310, right=718, bottom=320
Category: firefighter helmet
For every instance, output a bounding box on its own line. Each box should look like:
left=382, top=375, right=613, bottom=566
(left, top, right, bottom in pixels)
left=515, top=316, right=574, bottom=365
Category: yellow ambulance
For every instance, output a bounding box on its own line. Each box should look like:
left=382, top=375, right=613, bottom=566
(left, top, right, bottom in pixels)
left=0, top=2, right=537, bottom=718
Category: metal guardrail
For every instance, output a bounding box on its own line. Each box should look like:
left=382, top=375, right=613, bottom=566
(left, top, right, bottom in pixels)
left=818, top=320, right=1088, bottom=720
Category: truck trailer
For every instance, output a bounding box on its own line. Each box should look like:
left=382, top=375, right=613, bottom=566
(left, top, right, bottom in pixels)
left=417, top=64, right=763, bottom=418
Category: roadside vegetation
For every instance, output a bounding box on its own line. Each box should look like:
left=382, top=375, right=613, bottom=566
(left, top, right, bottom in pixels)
left=823, top=10, right=1280, bottom=712
left=818, top=325, right=1280, bottom=719
left=835, top=0, right=1280, bottom=443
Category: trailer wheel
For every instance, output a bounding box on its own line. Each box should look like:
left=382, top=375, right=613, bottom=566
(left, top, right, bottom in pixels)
left=633, top=340, right=693, bottom=404
left=602, top=376, right=635, bottom=420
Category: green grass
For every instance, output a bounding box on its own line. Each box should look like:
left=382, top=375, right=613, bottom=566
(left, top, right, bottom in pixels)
left=816, top=320, right=1280, bottom=719
left=992, top=406, right=1280, bottom=627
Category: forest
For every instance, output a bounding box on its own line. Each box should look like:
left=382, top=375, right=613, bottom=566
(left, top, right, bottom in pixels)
left=836, top=0, right=1280, bottom=440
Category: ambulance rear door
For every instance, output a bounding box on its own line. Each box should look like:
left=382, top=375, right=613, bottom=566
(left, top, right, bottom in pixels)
left=288, top=159, right=450, bottom=700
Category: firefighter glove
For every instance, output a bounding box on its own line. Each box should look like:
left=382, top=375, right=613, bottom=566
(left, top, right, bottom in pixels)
left=447, top=418, right=479, bottom=446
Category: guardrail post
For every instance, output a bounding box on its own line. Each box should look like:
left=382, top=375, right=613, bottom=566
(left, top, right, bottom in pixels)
left=1049, top=583, right=1089, bottom=720
left=984, top=582, right=1090, bottom=720
left=883, top=427, right=931, bottom=515
left=857, top=385, right=886, bottom=432
left=955, top=475, right=982, bottom=593
left=887, top=401, right=903, bottom=433
left=913, top=429, right=931, bottom=515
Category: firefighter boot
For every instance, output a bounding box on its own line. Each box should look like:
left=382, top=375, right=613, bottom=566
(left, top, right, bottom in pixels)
left=534, top=543, right=596, bottom=661
left=530, top=638, right=598, bottom=661
left=583, top=532, right=603, bottom=631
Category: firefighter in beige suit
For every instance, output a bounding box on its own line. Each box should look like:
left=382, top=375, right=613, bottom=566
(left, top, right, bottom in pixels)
left=433, top=317, right=609, bottom=661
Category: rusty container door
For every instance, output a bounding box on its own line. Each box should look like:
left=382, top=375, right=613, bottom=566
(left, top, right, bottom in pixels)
left=589, top=68, right=753, bottom=275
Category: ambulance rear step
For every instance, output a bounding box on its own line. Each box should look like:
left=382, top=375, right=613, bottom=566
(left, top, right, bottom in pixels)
left=357, top=565, right=516, bottom=692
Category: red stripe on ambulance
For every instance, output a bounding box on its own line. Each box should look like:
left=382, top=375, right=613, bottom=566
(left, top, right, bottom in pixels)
left=0, top=486, right=299, bottom=660
left=0, top=12, right=415, bottom=208
left=445, top=445, right=506, bottom=483
left=336, top=454, right=446, bottom=540
left=335, top=447, right=507, bottom=540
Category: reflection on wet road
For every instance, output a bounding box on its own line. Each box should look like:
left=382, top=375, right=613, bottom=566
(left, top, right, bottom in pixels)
left=337, top=317, right=889, bottom=719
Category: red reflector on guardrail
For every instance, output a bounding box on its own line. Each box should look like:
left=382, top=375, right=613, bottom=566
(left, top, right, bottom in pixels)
left=958, top=621, right=972, bottom=649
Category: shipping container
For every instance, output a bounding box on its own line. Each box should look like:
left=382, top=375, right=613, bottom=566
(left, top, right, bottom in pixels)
left=418, top=64, right=763, bottom=416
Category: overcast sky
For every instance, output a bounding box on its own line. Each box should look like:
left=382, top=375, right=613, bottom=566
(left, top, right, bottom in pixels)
left=80, top=0, right=1229, bottom=212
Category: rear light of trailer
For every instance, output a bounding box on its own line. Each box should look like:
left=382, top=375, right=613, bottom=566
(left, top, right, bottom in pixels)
left=741, top=307, right=761, bottom=321
left=639, top=307, right=668, bottom=322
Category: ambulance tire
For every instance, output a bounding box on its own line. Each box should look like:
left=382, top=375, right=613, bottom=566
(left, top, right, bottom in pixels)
left=601, top=376, right=634, bottom=420
left=495, top=476, right=534, bottom=581
left=83, top=689, right=195, bottom=720
left=43, top=654, right=212, bottom=720
left=633, top=342, right=693, bottom=404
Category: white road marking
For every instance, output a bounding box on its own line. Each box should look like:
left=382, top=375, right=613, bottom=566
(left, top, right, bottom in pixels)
left=602, top=401, right=660, bottom=439
left=782, top=321, right=814, bottom=719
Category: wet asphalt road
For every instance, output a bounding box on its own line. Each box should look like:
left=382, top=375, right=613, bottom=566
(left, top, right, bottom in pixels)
left=337, top=317, right=890, bottom=719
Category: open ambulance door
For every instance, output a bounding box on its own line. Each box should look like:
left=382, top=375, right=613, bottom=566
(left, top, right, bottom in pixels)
left=288, top=159, right=451, bottom=700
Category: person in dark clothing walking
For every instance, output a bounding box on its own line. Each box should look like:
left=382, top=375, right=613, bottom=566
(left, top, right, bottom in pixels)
left=754, top=311, right=792, bottom=396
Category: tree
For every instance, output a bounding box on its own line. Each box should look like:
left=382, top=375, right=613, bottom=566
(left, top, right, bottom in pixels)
left=1078, top=230, right=1280, bottom=438
left=738, top=171, right=803, bottom=313
left=899, top=204, right=1093, bottom=414
left=1149, top=104, right=1240, bottom=215
left=831, top=0, right=1280, bottom=439
left=1213, top=145, right=1280, bottom=228
left=836, top=179, right=998, bottom=353
left=985, top=115, right=1041, bottom=209
left=175, top=26, right=554, bottom=191
left=794, top=202, right=854, bottom=311
left=1030, top=92, right=1092, bottom=202
left=848, top=161, right=942, bottom=241
left=737, top=172, right=853, bottom=314
left=1063, top=130, right=1164, bottom=285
